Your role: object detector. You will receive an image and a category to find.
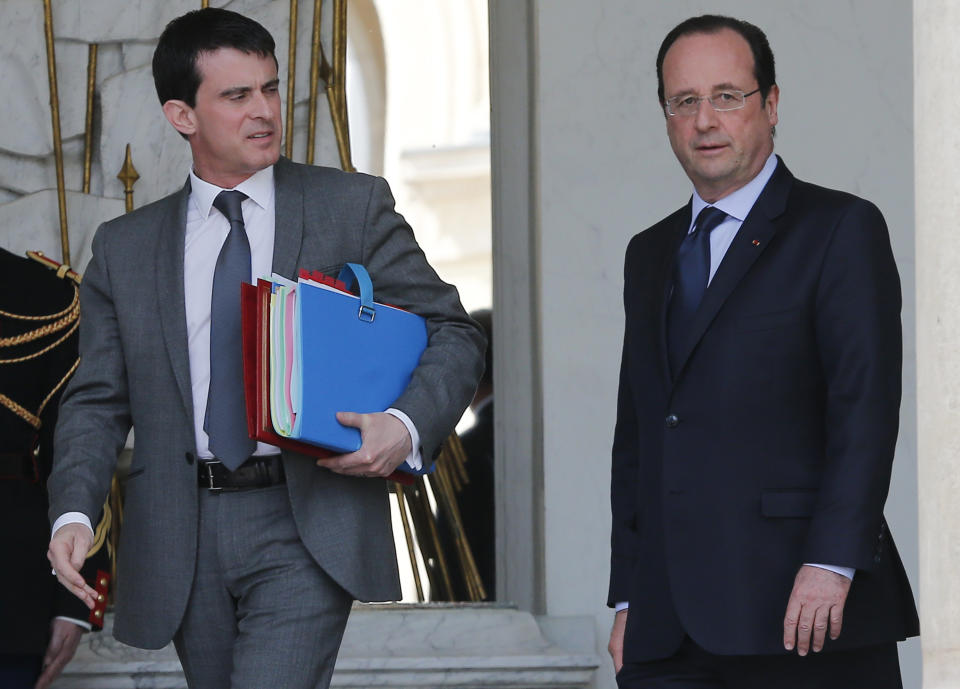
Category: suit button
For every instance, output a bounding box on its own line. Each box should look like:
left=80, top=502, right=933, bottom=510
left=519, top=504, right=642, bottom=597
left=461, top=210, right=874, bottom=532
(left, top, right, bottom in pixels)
left=185, top=451, right=195, bottom=465
left=665, top=414, right=680, bottom=428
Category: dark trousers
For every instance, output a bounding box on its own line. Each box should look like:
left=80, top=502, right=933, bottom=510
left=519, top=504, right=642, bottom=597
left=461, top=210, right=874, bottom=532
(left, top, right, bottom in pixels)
left=617, top=636, right=902, bottom=689
left=0, top=654, right=42, bottom=688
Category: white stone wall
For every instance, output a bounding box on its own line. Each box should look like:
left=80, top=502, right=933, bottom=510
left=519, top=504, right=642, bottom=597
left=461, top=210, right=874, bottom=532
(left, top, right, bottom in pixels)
left=915, top=1, right=960, bottom=686
left=0, top=0, right=345, bottom=271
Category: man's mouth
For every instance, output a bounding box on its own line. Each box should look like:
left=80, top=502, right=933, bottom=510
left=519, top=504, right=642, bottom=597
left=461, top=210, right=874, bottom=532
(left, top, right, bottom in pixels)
left=249, top=131, right=273, bottom=139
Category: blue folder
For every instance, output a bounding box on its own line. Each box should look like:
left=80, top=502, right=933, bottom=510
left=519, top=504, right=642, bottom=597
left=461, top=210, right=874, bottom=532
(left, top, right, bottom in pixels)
left=275, top=263, right=429, bottom=467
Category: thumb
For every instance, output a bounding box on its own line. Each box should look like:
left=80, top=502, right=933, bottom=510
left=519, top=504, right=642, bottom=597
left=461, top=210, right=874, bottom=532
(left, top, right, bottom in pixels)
left=336, top=411, right=364, bottom=429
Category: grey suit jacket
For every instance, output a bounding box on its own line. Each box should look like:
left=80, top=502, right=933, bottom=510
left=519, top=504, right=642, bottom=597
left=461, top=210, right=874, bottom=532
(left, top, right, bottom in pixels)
left=48, top=157, right=485, bottom=649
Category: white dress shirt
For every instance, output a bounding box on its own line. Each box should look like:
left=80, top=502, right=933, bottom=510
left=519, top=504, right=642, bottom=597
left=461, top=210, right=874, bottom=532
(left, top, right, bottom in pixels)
left=53, top=165, right=421, bottom=537
left=614, top=154, right=852, bottom=614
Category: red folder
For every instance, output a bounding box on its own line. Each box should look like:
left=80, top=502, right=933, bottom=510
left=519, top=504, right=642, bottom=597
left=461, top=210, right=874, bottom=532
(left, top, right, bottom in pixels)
left=241, top=278, right=413, bottom=485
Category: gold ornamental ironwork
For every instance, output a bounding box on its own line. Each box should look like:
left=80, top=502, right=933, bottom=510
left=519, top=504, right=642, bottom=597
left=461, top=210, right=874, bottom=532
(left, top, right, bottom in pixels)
left=83, top=44, right=98, bottom=194
left=42, top=0, right=70, bottom=266
left=117, top=144, right=140, bottom=214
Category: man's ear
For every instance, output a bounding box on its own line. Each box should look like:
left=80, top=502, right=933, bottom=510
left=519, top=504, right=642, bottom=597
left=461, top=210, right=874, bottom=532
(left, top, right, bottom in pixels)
left=162, top=100, right=196, bottom=137
left=764, top=84, right=780, bottom=128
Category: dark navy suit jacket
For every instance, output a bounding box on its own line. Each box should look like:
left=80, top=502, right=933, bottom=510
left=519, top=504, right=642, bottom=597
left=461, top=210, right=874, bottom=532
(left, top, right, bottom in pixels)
left=608, top=158, right=919, bottom=662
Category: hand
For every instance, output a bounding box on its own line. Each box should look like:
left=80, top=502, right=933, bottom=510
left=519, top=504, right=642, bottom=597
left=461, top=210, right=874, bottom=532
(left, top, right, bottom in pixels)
left=783, top=564, right=851, bottom=655
left=608, top=608, right=627, bottom=674
left=47, top=523, right=97, bottom=609
left=316, top=411, right=411, bottom=478
left=34, top=618, right=84, bottom=689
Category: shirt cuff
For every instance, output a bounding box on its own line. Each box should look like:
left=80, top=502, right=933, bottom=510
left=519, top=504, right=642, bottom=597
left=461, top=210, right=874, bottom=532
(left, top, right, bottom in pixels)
left=385, top=407, right=422, bottom=471
left=51, top=512, right=94, bottom=538
left=804, top=563, right=855, bottom=580
left=54, top=616, right=92, bottom=632
left=614, top=601, right=629, bottom=612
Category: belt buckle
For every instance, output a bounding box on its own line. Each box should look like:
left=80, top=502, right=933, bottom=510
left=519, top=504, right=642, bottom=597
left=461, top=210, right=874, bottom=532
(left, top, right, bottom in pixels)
left=203, top=460, right=223, bottom=493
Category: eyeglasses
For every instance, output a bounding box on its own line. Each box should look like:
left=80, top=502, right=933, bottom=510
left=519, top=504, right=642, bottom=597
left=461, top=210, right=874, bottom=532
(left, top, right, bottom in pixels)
left=664, top=88, right=761, bottom=117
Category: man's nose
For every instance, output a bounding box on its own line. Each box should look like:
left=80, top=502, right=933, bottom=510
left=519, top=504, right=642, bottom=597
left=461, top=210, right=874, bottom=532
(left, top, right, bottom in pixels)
left=693, top=98, right=719, bottom=130
left=248, top=90, right=274, bottom=118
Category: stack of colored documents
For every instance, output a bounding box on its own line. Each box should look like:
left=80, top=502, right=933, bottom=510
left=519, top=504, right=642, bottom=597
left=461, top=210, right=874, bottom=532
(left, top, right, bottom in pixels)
left=241, top=263, right=429, bottom=481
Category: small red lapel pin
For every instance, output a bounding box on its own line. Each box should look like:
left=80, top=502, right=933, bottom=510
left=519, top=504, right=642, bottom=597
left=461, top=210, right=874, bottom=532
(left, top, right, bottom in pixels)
left=752, top=239, right=760, bottom=246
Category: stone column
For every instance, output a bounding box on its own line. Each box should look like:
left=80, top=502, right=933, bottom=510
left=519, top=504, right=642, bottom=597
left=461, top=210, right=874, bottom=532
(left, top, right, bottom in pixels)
left=915, top=1, right=960, bottom=686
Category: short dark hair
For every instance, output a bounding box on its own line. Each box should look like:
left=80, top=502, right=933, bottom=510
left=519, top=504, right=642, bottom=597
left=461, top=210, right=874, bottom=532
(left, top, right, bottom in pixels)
left=656, top=15, right=776, bottom=106
left=152, top=7, right=277, bottom=108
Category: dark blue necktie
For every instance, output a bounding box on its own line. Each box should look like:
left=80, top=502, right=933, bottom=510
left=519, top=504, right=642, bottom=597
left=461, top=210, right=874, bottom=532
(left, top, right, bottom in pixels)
left=667, top=205, right=728, bottom=375
left=204, top=190, right=256, bottom=470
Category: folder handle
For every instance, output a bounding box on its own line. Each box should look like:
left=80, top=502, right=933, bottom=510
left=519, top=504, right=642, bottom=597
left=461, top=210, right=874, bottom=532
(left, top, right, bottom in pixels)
left=337, top=263, right=376, bottom=323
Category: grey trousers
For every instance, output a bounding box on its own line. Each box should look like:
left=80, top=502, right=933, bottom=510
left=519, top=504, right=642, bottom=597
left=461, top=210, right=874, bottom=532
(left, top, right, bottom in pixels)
left=173, top=483, right=353, bottom=689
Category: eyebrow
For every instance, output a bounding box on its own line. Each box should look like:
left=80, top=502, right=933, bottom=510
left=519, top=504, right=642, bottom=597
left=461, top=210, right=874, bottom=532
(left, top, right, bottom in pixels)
left=667, top=82, right=749, bottom=99
left=218, top=78, right=280, bottom=98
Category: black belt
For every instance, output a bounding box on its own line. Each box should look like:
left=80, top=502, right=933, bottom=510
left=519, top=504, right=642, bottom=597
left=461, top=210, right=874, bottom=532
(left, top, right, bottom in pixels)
left=198, top=455, right=285, bottom=492
left=0, top=451, right=39, bottom=482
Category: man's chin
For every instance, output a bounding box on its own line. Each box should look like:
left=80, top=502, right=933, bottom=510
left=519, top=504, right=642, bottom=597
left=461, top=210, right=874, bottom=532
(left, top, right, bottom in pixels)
left=252, top=148, right=281, bottom=169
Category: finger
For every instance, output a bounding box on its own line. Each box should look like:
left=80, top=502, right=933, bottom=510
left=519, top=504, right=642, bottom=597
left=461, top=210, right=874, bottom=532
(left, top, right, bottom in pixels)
left=37, top=635, right=65, bottom=689
left=829, top=602, right=844, bottom=640
left=317, top=451, right=375, bottom=476
left=69, top=535, right=88, bottom=571
left=42, top=634, right=63, bottom=670
left=782, top=596, right=801, bottom=650
left=795, top=605, right=815, bottom=656
left=54, top=566, right=97, bottom=607
left=36, top=651, right=70, bottom=689
left=811, top=605, right=830, bottom=652
left=35, top=665, right=56, bottom=689
left=609, top=610, right=627, bottom=674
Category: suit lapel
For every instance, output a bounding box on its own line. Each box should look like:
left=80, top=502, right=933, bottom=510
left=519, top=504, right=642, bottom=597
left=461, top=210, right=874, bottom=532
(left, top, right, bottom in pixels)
left=156, top=180, right=194, bottom=420
left=658, top=206, right=692, bottom=393
left=272, top=157, right=304, bottom=279
left=670, top=159, right=794, bottom=384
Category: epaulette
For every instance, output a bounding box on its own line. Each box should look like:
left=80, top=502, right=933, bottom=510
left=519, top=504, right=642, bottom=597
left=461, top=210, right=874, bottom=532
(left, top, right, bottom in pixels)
left=26, top=250, right=82, bottom=285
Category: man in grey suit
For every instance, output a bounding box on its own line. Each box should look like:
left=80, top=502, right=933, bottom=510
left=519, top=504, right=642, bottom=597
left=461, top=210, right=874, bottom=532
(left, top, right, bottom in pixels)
left=46, top=8, right=485, bottom=689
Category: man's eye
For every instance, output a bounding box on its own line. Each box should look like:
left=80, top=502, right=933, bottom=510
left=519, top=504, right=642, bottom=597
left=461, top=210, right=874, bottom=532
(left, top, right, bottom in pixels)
left=679, top=96, right=698, bottom=107
left=715, top=91, right=737, bottom=102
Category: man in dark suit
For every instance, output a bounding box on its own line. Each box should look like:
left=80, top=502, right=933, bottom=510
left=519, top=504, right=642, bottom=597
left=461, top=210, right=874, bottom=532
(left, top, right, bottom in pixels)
left=46, top=8, right=484, bottom=689
left=607, top=15, right=918, bottom=688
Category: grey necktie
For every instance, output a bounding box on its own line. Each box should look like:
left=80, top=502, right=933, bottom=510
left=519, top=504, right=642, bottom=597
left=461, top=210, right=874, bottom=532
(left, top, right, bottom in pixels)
left=204, top=190, right=256, bottom=470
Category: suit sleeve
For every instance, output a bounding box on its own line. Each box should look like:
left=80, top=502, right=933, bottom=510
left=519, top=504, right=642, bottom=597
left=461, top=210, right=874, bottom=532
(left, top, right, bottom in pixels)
left=803, top=199, right=902, bottom=571
left=608, top=238, right=642, bottom=606
left=48, top=224, right=132, bottom=526
left=358, top=176, right=486, bottom=463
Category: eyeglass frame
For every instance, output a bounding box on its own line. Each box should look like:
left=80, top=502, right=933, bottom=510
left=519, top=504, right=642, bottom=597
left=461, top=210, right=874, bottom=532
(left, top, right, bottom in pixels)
left=663, top=87, right=762, bottom=117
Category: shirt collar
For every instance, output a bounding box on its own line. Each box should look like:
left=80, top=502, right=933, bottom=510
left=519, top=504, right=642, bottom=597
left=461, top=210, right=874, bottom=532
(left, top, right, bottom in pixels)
left=689, top=152, right=778, bottom=231
left=189, top=166, right=275, bottom=219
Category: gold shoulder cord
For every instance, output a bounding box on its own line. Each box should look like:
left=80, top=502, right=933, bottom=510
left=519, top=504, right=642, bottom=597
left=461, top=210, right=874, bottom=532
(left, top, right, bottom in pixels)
left=0, top=251, right=82, bottom=426
left=87, top=497, right=112, bottom=559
